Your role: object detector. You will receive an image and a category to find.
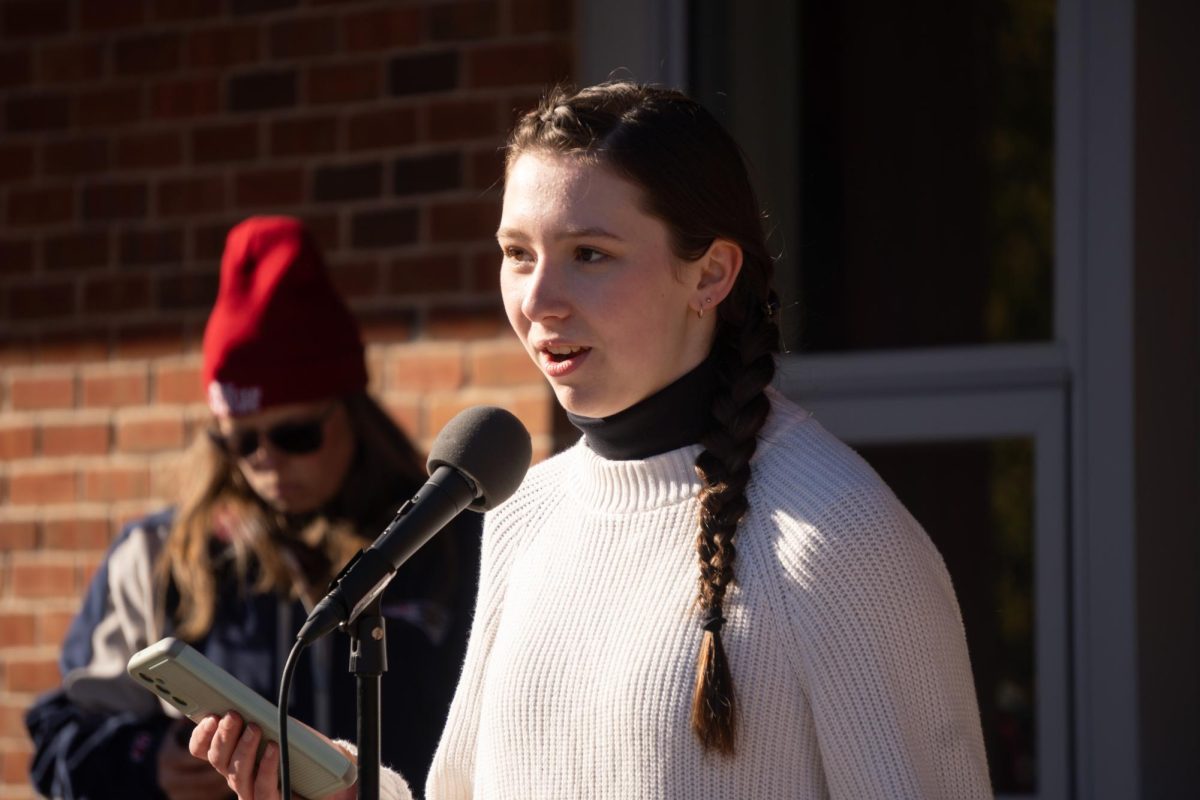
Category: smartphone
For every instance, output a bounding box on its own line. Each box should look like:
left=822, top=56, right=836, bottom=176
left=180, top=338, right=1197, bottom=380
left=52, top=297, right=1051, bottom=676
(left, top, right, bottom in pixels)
left=127, top=637, right=357, bottom=799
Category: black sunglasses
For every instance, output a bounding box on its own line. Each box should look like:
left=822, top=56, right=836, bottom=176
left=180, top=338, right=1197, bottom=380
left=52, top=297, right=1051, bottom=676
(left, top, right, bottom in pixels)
left=207, top=405, right=336, bottom=458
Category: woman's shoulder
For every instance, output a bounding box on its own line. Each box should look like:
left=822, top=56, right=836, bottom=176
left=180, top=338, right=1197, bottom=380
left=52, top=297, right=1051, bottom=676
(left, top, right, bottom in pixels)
left=751, top=389, right=941, bottom=574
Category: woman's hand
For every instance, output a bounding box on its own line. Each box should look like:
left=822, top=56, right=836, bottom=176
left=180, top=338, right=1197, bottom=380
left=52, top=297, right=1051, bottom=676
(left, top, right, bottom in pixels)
left=159, top=718, right=236, bottom=800
left=188, top=712, right=357, bottom=800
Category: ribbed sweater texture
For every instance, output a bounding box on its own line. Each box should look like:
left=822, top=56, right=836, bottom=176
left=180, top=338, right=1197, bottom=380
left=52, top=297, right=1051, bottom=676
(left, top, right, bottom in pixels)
left=380, top=390, right=992, bottom=799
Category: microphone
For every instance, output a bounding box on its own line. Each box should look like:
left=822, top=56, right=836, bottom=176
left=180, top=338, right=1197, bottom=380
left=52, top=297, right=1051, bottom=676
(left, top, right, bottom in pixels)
left=297, top=406, right=532, bottom=645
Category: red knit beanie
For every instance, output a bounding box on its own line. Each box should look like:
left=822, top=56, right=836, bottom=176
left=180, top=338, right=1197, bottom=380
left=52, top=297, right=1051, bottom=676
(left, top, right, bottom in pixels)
left=202, top=216, right=368, bottom=417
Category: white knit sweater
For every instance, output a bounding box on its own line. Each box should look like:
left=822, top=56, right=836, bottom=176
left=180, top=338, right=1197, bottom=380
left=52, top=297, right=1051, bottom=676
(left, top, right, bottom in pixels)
left=379, top=390, right=992, bottom=799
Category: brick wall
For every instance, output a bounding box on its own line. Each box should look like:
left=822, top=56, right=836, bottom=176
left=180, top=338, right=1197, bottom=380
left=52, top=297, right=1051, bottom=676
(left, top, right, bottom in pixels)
left=0, top=1, right=573, bottom=796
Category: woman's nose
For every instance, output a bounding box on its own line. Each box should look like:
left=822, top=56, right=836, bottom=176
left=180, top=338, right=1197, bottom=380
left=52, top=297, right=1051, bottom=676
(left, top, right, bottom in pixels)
left=520, top=260, right=571, bottom=322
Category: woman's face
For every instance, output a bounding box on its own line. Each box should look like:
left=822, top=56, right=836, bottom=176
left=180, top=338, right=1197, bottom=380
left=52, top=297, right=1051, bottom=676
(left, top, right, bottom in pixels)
left=213, top=400, right=355, bottom=514
left=498, top=152, right=716, bottom=418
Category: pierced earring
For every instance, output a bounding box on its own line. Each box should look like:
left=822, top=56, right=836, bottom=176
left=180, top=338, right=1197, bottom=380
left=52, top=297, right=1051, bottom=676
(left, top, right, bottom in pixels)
left=696, top=297, right=712, bottom=319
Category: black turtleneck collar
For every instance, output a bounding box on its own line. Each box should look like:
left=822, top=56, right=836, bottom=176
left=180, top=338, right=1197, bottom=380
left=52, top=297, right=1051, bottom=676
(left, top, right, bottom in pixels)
left=566, top=357, right=718, bottom=461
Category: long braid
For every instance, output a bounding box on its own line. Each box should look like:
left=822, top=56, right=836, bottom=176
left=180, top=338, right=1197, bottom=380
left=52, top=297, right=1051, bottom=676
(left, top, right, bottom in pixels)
left=507, top=80, right=783, bottom=755
left=691, top=282, right=780, bottom=753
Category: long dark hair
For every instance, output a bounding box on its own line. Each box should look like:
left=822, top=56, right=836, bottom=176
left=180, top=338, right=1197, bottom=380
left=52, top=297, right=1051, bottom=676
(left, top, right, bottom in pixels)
left=159, top=392, right=428, bottom=640
left=506, top=82, right=781, bottom=754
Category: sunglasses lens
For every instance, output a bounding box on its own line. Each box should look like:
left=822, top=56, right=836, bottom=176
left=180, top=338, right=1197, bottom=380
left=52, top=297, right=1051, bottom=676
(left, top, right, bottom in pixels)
left=266, top=420, right=324, bottom=455
left=234, top=431, right=260, bottom=458
left=208, top=408, right=330, bottom=457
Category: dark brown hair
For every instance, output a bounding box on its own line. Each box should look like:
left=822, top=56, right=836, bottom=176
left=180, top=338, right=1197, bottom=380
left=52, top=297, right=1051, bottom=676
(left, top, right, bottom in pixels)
left=506, top=82, right=781, bottom=754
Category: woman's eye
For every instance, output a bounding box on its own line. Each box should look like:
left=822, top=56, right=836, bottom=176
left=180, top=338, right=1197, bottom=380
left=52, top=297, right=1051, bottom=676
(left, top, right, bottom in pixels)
left=503, top=246, right=532, bottom=262
left=576, top=247, right=606, bottom=264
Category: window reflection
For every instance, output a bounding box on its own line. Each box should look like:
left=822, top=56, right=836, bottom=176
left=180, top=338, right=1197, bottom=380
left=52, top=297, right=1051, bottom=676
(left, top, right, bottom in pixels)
left=857, top=438, right=1036, bottom=794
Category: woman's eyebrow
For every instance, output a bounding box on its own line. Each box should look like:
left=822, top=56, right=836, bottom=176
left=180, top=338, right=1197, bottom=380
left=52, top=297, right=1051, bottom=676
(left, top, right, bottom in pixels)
left=495, top=225, right=624, bottom=241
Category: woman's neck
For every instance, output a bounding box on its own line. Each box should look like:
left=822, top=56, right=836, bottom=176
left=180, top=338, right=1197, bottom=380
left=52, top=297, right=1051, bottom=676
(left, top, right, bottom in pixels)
left=566, top=357, right=718, bottom=460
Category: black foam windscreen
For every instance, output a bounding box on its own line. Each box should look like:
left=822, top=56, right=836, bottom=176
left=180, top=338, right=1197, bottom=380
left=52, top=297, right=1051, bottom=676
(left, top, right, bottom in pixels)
left=426, top=406, right=532, bottom=511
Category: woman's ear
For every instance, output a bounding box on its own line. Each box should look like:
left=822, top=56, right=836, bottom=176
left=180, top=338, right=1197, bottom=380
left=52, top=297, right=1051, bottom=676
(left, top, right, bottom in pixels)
left=689, top=238, right=743, bottom=315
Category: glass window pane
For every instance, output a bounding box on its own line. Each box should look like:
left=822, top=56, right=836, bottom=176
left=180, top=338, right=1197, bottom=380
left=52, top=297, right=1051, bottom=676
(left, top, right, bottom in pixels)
left=690, top=0, right=1055, bottom=352
left=857, top=438, right=1036, bottom=795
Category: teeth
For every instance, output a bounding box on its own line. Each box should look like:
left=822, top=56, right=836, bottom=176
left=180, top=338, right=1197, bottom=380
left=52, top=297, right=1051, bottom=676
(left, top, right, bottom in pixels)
left=545, top=345, right=585, bottom=355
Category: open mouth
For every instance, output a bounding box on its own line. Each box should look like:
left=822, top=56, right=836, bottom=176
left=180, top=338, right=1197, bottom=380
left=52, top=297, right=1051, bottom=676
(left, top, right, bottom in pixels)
left=539, top=344, right=591, bottom=377
left=544, top=344, right=589, bottom=362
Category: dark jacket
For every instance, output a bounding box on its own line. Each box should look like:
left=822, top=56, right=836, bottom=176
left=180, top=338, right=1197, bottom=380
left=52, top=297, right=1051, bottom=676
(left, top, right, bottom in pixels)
left=26, top=508, right=479, bottom=800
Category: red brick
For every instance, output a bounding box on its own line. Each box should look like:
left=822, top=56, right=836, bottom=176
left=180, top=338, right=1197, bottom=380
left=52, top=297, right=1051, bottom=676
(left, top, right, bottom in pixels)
left=155, top=362, right=203, bottom=404
left=0, top=49, right=32, bottom=90
left=4, top=91, right=70, bottom=132
left=0, top=238, right=36, bottom=276
left=470, top=248, right=500, bottom=291
left=114, top=32, right=182, bottom=76
left=426, top=308, right=509, bottom=340
left=430, top=1, right=498, bottom=41
left=41, top=422, right=111, bottom=457
left=511, top=0, right=572, bottom=34
left=7, top=281, right=77, bottom=321
left=233, top=167, right=305, bottom=208
left=382, top=397, right=421, bottom=441
left=151, top=76, right=221, bottom=118
left=43, top=230, right=110, bottom=270
left=426, top=389, right=551, bottom=438
left=83, top=464, right=150, bottom=501
left=1, top=748, right=35, bottom=794
left=185, top=25, right=260, bottom=69
left=8, top=470, right=75, bottom=505
left=10, top=374, right=75, bottom=410
left=81, top=369, right=148, bottom=408
left=328, top=259, right=382, bottom=299
left=5, top=658, right=61, bottom=692
left=39, top=41, right=105, bottom=84
left=42, top=137, right=110, bottom=176
left=385, top=254, right=463, bottom=295
left=158, top=271, right=217, bottom=312
left=343, top=6, right=424, bottom=50
left=192, top=122, right=259, bottom=164
left=386, top=345, right=465, bottom=392
left=42, top=516, right=111, bottom=549
left=0, top=613, right=36, bottom=646
left=114, top=324, right=188, bottom=359
left=40, top=610, right=75, bottom=645
left=119, top=228, right=184, bottom=265
left=307, top=61, right=381, bottom=105
left=270, top=115, right=338, bottom=157
left=0, top=426, right=36, bottom=460
left=83, top=274, right=152, bottom=315
left=194, top=220, right=237, bottom=259
left=6, top=186, right=73, bottom=227
left=3, top=1, right=67, bottom=37
left=83, top=181, right=149, bottom=222
left=270, top=16, right=337, bottom=59
left=358, top=310, right=415, bottom=342
left=116, top=415, right=185, bottom=452
left=0, top=520, right=37, bottom=550
left=300, top=213, right=340, bottom=251
left=157, top=175, right=226, bottom=216
left=0, top=143, right=35, bottom=182
left=346, top=107, right=417, bottom=151
left=428, top=99, right=499, bottom=141
left=34, top=334, right=109, bottom=364
left=76, top=86, right=144, bottom=129
left=466, top=41, right=570, bottom=88
left=155, top=0, right=223, bottom=23
left=468, top=341, right=542, bottom=386
left=430, top=200, right=499, bottom=242
left=80, top=0, right=145, bottom=30
left=115, top=130, right=183, bottom=169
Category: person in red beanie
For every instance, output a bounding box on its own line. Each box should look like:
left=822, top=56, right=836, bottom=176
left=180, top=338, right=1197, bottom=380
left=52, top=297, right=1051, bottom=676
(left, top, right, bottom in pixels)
left=26, top=216, right=478, bottom=800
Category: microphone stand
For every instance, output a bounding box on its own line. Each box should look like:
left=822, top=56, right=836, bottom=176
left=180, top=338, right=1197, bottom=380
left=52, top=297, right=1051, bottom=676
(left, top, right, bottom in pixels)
left=348, top=596, right=386, bottom=800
